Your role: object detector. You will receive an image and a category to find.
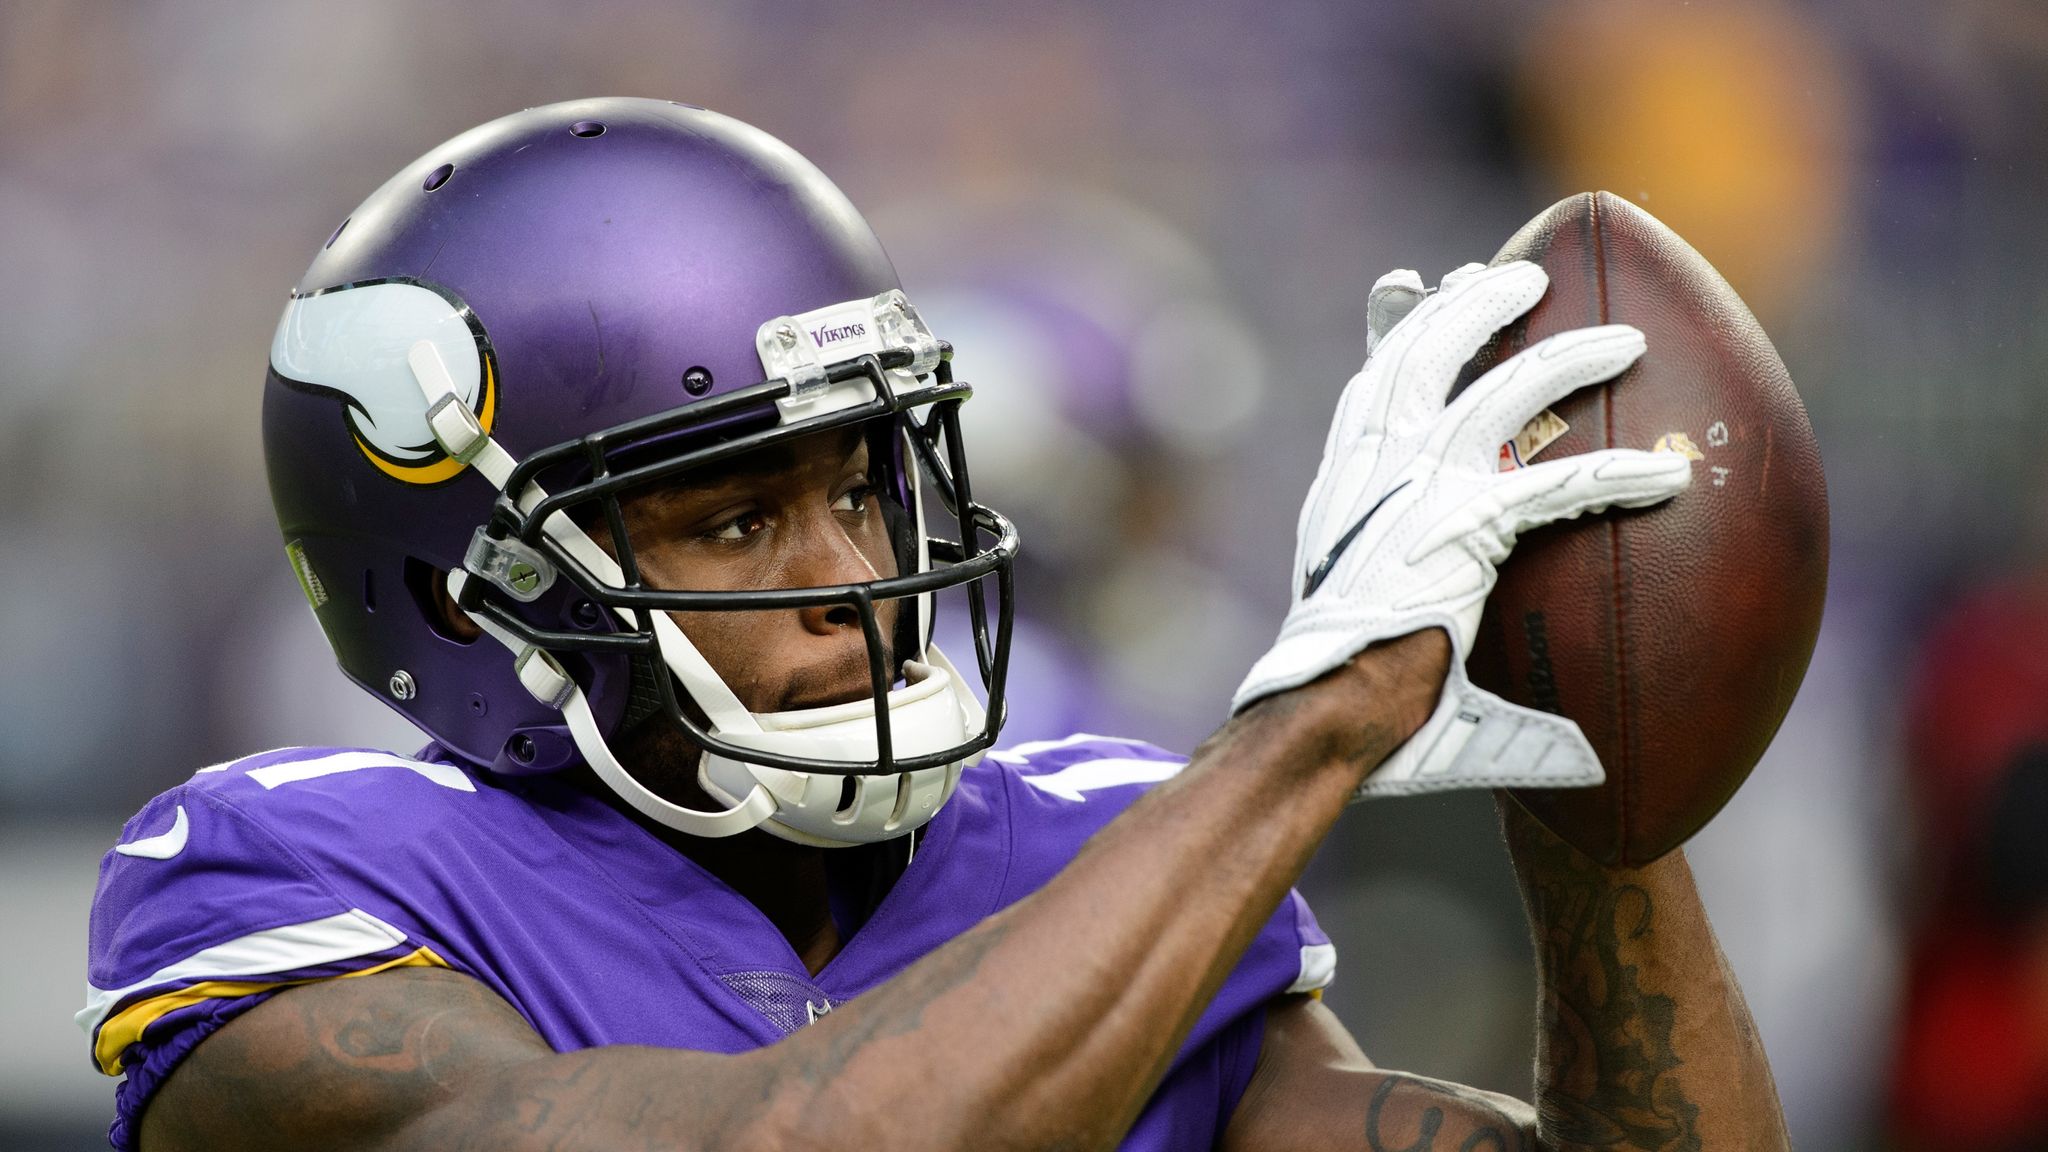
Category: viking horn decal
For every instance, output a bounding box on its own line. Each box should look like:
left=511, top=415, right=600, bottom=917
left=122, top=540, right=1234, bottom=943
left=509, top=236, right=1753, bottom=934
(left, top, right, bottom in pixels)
left=271, top=281, right=496, bottom=485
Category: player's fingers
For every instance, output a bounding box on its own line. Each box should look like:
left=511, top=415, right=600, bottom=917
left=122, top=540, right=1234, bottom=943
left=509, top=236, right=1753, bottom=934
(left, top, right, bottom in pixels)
left=1365, top=268, right=1427, bottom=357
left=1363, top=264, right=1486, bottom=364
left=1436, top=324, right=1645, bottom=465
left=1292, top=454, right=1339, bottom=587
left=1435, top=261, right=1491, bottom=295
left=1498, top=448, right=1693, bottom=534
left=1373, top=262, right=1548, bottom=433
left=1405, top=449, right=1687, bottom=566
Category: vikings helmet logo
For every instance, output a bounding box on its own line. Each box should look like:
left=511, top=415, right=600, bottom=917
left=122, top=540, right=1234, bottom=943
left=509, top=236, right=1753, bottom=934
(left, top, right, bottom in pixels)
left=271, top=279, right=498, bottom=485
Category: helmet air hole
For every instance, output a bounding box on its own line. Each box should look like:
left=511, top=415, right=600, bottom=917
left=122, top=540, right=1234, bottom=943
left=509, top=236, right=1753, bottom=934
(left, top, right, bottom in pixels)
left=682, top=365, right=713, bottom=396
left=324, top=217, right=349, bottom=249
left=509, top=733, right=537, bottom=764
left=422, top=163, right=454, bottom=192
left=887, top=774, right=916, bottom=829
left=835, top=776, right=859, bottom=816
left=570, top=121, right=606, bottom=138
left=405, top=556, right=479, bottom=645
left=363, top=569, right=377, bottom=612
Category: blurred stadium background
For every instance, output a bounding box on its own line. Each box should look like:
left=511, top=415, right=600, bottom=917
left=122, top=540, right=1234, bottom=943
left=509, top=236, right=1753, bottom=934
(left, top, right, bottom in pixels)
left=5, top=1, right=2047, bottom=1148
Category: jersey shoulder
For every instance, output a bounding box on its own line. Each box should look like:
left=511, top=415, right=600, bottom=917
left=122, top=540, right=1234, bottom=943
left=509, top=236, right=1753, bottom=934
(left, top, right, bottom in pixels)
left=902, top=734, right=1182, bottom=931
left=174, top=743, right=483, bottom=807
left=82, top=747, right=482, bottom=1077
left=163, top=742, right=512, bottom=874
left=956, top=731, right=1334, bottom=1006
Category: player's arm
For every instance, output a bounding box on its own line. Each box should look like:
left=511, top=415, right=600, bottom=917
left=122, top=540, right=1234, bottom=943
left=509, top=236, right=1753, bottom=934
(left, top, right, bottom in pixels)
left=144, top=631, right=1447, bottom=1152
left=1221, top=995, right=1539, bottom=1152
left=1502, top=799, right=1788, bottom=1151
left=144, top=262, right=1689, bottom=1152
left=1217, top=806, right=1790, bottom=1152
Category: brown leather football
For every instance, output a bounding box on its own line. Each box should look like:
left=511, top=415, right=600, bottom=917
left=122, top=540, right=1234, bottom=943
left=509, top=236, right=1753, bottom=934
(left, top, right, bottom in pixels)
left=1459, top=191, right=1829, bottom=867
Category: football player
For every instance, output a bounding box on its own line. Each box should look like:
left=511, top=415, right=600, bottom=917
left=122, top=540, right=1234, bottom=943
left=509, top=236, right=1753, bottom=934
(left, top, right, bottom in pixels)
left=82, top=99, right=1789, bottom=1150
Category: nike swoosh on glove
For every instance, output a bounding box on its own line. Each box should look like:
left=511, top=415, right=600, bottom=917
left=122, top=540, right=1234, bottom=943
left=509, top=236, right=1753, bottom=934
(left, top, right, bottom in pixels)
left=1233, top=260, right=1692, bottom=798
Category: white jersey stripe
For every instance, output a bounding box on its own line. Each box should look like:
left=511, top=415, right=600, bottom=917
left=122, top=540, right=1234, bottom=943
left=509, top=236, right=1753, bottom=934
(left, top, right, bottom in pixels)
left=248, top=751, right=475, bottom=793
left=1287, top=942, right=1337, bottom=994
left=1017, top=757, right=1185, bottom=802
left=77, top=908, right=408, bottom=1035
left=194, top=746, right=299, bottom=775
left=985, top=732, right=1164, bottom=765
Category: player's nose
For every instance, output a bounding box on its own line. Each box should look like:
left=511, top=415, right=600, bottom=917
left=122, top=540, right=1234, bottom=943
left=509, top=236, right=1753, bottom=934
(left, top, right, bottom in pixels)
left=789, top=512, right=882, bottom=638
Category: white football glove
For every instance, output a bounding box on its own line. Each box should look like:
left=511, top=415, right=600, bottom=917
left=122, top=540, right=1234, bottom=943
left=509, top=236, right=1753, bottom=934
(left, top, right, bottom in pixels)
left=1232, top=260, right=1693, bottom=798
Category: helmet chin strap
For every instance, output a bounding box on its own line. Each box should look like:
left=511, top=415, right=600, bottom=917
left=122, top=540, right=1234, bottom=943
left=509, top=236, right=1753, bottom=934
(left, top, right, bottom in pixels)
left=416, top=341, right=776, bottom=837
left=447, top=569, right=777, bottom=837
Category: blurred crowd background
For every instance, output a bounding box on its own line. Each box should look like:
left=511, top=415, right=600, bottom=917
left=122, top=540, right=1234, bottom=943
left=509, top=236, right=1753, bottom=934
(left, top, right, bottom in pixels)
left=5, top=1, right=2047, bottom=1148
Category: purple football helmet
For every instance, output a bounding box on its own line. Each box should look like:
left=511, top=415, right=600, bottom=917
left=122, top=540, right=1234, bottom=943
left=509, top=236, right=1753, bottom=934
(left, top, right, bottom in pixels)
left=264, top=98, right=1016, bottom=846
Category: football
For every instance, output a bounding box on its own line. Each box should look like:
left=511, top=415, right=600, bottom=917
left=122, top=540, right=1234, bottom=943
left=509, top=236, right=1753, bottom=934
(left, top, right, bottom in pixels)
left=1459, top=191, right=1829, bottom=867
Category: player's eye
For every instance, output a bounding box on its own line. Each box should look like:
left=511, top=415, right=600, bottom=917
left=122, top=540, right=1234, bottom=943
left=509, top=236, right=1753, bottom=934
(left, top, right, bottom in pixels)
left=832, top=485, right=874, bottom=515
left=707, top=510, right=768, bottom=541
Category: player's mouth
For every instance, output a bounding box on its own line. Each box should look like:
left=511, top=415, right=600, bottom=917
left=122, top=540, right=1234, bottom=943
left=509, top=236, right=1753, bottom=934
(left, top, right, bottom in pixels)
left=771, top=634, right=902, bottom=712
left=778, top=688, right=871, bottom=712
left=776, top=669, right=895, bottom=713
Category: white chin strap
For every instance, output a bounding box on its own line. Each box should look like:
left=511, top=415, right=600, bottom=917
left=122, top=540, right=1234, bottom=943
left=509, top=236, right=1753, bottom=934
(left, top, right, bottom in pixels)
left=415, top=341, right=985, bottom=846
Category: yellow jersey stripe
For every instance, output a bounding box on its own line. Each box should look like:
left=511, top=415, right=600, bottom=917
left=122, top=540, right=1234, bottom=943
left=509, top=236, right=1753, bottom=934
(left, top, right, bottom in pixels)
left=79, top=908, right=412, bottom=1035
left=94, top=946, right=448, bottom=1076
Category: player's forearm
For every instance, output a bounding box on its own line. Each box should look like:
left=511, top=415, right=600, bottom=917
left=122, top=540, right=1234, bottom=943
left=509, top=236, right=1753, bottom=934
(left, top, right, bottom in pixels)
left=734, top=631, right=1444, bottom=1150
left=1502, top=802, right=1789, bottom=1152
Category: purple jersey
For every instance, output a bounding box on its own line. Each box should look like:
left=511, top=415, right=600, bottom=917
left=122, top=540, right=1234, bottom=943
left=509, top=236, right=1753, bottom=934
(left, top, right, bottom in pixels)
left=82, top=734, right=1334, bottom=1150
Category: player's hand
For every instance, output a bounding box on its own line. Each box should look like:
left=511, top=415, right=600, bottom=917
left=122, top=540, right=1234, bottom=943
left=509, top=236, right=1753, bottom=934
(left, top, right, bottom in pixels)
left=1232, top=261, right=1691, bottom=797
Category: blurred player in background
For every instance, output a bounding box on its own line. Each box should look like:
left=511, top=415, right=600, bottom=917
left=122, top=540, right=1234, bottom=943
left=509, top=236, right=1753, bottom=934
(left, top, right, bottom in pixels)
left=81, top=99, right=1787, bottom=1151
left=1890, top=577, right=2048, bottom=1150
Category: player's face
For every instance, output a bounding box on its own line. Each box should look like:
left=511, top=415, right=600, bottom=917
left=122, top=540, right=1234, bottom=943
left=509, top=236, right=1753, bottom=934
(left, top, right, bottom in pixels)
left=611, top=424, right=901, bottom=714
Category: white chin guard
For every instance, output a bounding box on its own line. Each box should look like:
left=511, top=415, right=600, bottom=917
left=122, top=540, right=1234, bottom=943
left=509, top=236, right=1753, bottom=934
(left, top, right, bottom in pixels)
left=696, top=648, right=984, bottom=848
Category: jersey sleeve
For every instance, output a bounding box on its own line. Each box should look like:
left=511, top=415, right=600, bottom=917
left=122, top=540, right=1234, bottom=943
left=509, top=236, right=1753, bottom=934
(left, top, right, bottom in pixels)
left=989, top=733, right=1337, bottom=1051
left=81, top=752, right=455, bottom=1151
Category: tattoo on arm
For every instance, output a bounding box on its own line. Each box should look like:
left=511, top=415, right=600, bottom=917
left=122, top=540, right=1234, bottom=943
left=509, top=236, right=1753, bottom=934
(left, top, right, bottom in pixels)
left=1518, top=830, right=1701, bottom=1151
left=141, top=967, right=553, bottom=1152
left=1363, top=1073, right=1533, bottom=1152
left=788, top=918, right=1013, bottom=1090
